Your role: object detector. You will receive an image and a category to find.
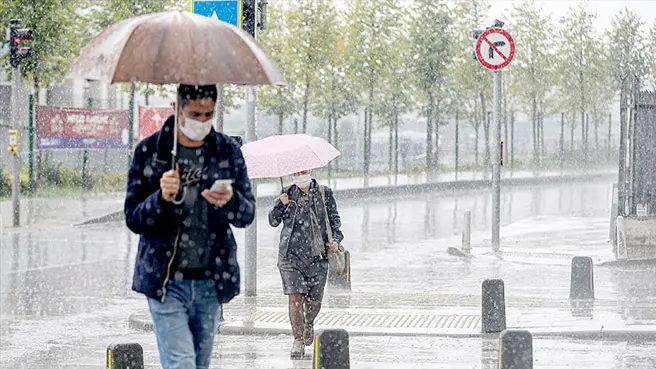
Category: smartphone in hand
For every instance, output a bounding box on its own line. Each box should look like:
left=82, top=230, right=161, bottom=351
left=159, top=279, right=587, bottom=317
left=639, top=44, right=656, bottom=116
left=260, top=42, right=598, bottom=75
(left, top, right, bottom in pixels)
left=210, top=179, right=233, bottom=193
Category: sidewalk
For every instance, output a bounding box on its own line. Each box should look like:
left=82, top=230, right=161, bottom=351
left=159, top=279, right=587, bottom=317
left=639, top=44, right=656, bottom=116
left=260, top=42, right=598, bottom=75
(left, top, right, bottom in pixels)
left=128, top=214, right=656, bottom=340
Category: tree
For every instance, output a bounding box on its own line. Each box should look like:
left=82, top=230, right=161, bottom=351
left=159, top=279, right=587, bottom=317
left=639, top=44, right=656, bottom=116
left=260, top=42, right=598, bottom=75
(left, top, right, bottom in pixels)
left=510, top=0, right=556, bottom=166
left=451, top=0, right=491, bottom=167
left=285, top=0, right=336, bottom=133
left=1, top=0, right=88, bottom=94
left=374, top=8, right=415, bottom=174
left=410, top=0, right=454, bottom=171
left=258, top=1, right=298, bottom=134
left=344, top=0, right=400, bottom=178
left=605, top=8, right=650, bottom=89
left=555, top=2, right=610, bottom=158
left=650, top=21, right=656, bottom=87
left=313, top=32, right=358, bottom=157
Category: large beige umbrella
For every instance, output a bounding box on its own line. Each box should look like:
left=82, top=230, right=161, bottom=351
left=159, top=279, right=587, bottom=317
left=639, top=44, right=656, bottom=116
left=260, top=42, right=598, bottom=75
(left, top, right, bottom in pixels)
left=67, top=10, right=285, bottom=203
left=67, top=10, right=285, bottom=86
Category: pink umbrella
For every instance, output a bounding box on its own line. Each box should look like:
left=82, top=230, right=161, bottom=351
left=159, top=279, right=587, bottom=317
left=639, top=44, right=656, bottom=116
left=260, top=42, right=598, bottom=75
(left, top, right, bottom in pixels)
left=241, top=134, right=340, bottom=180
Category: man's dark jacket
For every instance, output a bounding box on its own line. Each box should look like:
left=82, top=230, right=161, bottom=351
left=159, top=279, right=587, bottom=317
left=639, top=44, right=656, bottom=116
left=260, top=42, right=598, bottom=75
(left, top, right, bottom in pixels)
left=124, top=116, right=255, bottom=303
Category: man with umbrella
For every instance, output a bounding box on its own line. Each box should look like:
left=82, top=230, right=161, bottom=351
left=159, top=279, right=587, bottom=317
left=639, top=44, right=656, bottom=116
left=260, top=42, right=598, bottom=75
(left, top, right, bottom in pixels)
left=124, top=84, right=255, bottom=369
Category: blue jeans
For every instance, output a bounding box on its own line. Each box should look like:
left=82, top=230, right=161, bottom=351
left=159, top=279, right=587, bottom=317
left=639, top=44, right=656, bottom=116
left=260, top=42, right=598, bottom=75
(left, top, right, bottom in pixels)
left=147, top=279, right=222, bottom=369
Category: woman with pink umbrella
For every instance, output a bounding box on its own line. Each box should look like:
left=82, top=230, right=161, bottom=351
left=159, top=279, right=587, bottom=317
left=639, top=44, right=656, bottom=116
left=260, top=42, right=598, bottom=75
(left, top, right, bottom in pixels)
left=268, top=168, right=344, bottom=358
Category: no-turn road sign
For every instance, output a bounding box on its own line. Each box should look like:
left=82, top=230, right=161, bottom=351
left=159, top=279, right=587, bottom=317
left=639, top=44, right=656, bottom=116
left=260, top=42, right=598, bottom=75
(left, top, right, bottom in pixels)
left=475, top=28, right=515, bottom=71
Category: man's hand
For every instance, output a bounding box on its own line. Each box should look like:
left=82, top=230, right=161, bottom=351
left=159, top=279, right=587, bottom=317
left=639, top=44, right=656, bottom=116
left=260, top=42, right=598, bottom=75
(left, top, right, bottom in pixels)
left=202, top=184, right=233, bottom=207
left=161, top=164, right=180, bottom=202
left=327, top=241, right=339, bottom=252
left=280, top=193, right=289, bottom=205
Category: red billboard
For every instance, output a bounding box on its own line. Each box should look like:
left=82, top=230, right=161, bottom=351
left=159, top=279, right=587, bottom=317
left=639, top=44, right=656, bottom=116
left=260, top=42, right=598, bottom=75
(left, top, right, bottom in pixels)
left=36, top=106, right=129, bottom=149
left=139, top=106, right=173, bottom=141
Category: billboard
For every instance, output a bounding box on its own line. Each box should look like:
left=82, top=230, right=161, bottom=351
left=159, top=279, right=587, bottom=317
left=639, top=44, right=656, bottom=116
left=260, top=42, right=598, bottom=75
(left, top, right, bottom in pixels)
left=36, top=106, right=129, bottom=149
left=139, top=106, right=173, bottom=141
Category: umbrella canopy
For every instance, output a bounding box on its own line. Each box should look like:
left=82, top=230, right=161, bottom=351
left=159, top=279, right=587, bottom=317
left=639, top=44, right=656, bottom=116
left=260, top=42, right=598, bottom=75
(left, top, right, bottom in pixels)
left=67, top=10, right=285, bottom=86
left=241, top=134, right=341, bottom=179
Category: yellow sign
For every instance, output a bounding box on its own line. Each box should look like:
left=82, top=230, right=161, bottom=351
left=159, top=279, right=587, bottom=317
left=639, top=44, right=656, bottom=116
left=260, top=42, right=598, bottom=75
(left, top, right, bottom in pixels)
left=8, top=129, right=18, bottom=154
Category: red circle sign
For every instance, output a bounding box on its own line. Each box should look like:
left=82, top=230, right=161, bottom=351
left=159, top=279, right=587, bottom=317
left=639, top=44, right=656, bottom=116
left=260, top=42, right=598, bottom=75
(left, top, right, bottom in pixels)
left=475, top=28, right=515, bottom=71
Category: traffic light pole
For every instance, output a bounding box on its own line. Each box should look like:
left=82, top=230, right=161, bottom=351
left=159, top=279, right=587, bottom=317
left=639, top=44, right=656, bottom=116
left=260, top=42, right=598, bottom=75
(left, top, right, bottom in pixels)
left=11, top=67, right=21, bottom=227
left=492, top=70, right=502, bottom=251
left=244, top=0, right=259, bottom=297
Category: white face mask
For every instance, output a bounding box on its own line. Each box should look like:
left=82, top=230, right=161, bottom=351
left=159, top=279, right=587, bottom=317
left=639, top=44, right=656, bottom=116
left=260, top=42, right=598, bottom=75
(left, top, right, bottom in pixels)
left=179, top=115, right=212, bottom=141
left=292, top=174, right=312, bottom=188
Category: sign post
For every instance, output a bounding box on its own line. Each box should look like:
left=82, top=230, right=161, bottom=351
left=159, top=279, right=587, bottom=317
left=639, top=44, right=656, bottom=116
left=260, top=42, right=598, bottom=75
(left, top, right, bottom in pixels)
left=474, top=27, right=515, bottom=251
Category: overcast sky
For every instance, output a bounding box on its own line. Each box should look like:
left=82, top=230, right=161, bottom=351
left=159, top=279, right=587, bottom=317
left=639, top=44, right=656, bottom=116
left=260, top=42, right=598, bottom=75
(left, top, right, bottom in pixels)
left=487, top=0, right=656, bottom=35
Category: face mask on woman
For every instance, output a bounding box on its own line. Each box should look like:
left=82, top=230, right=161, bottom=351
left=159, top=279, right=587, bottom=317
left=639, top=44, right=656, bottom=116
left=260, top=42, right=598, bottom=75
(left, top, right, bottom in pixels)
left=292, top=173, right=312, bottom=188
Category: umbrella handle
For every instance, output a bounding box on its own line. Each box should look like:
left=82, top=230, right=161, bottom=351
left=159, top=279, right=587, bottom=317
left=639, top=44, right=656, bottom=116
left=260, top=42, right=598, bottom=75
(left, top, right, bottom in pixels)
left=280, top=177, right=283, bottom=188
left=171, top=187, right=187, bottom=205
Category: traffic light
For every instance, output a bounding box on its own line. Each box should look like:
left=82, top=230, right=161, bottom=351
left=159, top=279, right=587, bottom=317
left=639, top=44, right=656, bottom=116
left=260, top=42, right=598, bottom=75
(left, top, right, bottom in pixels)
left=242, top=0, right=257, bottom=37
left=8, top=19, right=34, bottom=68
left=241, top=0, right=267, bottom=38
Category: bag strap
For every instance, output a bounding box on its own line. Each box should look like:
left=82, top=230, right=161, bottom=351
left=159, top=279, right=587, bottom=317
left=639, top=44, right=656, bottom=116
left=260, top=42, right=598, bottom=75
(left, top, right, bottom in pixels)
left=319, top=185, right=333, bottom=242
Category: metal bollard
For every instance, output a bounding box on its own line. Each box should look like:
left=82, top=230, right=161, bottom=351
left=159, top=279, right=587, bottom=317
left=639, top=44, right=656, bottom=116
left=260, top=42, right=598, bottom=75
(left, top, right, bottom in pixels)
left=313, top=329, right=350, bottom=369
left=462, top=210, right=472, bottom=254
left=498, top=330, right=533, bottom=369
left=481, top=279, right=506, bottom=334
left=569, top=256, right=594, bottom=300
left=107, top=343, right=144, bottom=369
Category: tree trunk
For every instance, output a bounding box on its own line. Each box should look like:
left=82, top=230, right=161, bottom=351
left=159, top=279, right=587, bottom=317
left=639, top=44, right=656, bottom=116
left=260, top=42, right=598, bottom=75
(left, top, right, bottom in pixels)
left=580, top=69, right=585, bottom=157
left=277, top=109, right=284, bottom=135
left=484, top=111, right=491, bottom=167
left=532, top=95, right=538, bottom=165
left=503, top=105, right=508, bottom=168
left=480, top=93, right=489, bottom=167
left=474, top=124, right=480, bottom=165
left=334, top=118, right=340, bottom=174
left=366, top=81, right=374, bottom=178
left=569, top=112, right=575, bottom=153
left=394, top=107, right=399, bottom=178
left=594, top=112, right=599, bottom=150
left=388, top=123, right=393, bottom=172
left=607, top=113, right=612, bottom=161
left=144, top=84, right=150, bottom=106
left=294, top=118, right=299, bottom=134
left=302, top=75, right=310, bottom=133
left=539, top=110, right=545, bottom=161
left=434, top=101, right=440, bottom=170
left=426, top=94, right=434, bottom=171
left=455, top=111, right=460, bottom=178
left=560, top=112, right=565, bottom=171
left=510, top=111, right=515, bottom=170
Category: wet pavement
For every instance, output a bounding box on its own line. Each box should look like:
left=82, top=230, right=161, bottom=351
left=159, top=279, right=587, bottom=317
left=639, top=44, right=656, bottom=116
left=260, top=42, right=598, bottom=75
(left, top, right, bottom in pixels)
left=2, top=179, right=656, bottom=368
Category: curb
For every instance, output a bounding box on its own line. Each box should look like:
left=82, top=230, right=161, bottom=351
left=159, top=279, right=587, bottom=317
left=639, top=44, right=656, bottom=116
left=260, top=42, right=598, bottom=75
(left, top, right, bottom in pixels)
left=79, top=172, right=616, bottom=226
left=128, top=312, right=656, bottom=341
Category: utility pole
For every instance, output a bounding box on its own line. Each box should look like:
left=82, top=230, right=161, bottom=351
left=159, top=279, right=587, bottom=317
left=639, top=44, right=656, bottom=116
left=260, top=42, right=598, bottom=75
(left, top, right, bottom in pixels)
left=491, top=71, right=502, bottom=251
left=473, top=20, right=514, bottom=252
left=243, top=0, right=263, bottom=297
left=8, top=19, right=34, bottom=227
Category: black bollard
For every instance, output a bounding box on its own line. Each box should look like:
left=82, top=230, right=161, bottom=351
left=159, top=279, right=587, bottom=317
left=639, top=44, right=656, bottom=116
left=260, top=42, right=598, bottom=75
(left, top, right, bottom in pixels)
left=107, top=343, right=144, bottom=369
left=498, top=330, right=533, bottom=369
left=481, top=279, right=506, bottom=334
left=313, top=329, right=350, bottom=369
left=569, top=256, right=594, bottom=300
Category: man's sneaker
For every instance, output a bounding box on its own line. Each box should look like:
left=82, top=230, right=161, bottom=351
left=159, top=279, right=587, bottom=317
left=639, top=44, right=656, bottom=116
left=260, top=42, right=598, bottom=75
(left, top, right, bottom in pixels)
left=303, top=322, right=315, bottom=346
left=290, top=339, right=305, bottom=359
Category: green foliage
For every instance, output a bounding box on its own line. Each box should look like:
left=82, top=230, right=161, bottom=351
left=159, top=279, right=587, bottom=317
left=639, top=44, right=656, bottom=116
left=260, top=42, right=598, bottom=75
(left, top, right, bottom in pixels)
left=450, top=0, right=491, bottom=129
left=1, top=0, right=88, bottom=88
left=605, top=8, right=650, bottom=88
left=258, top=1, right=300, bottom=126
